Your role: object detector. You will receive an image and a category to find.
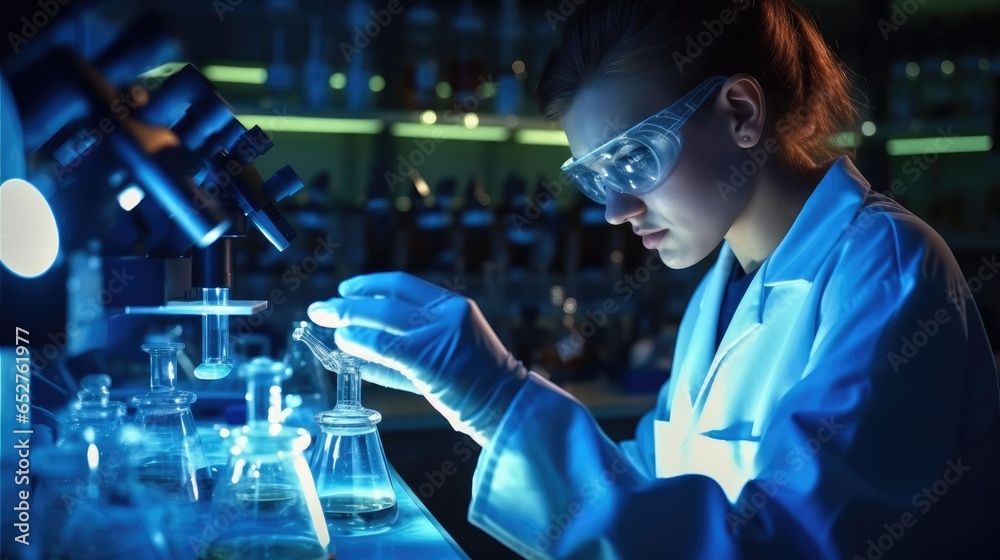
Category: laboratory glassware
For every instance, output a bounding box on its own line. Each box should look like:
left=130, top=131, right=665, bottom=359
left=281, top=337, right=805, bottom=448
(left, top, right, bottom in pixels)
left=195, top=287, right=234, bottom=379
left=61, top=373, right=127, bottom=460
left=293, top=326, right=399, bottom=533
left=199, top=425, right=332, bottom=557
left=132, top=342, right=213, bottom=502
left=34, top=375, right=169, bottom=560
left=282, top=321, right=335, bottom=430
left=241, top=355, right=292, bottom=426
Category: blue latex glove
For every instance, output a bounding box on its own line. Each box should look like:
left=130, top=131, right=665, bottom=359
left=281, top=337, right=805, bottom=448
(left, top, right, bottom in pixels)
left=308, top=272, right=528, bottom=446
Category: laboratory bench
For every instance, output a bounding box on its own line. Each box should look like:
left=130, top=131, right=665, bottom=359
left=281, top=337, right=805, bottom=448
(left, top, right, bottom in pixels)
left=183, top=378, right=655, bottom=560
left=372, top=379, right=656, bottom=560
left=330, top=464, right=472, bottom=560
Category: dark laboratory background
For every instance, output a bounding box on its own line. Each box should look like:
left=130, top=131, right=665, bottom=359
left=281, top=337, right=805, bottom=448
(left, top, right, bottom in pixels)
left=2, top=0, right=999, bottom=558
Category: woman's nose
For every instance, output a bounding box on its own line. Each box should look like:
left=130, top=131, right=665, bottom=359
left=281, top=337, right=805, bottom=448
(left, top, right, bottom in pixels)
left=604, top=189, right=645, bottom=226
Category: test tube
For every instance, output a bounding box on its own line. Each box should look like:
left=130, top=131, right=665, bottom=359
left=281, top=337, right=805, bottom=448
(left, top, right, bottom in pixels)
left=195, top=287, right=234, bottom=379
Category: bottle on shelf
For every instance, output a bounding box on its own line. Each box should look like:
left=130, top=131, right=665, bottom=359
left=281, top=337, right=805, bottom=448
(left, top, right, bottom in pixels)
left=302, top=16, right=331, bottom=109
left=449, top=0, right=486, bottom=113
left=362, top=138, right=402, bottom=273
left=538, top=175, right=571, bottom=277
left=402, top=0, right=440, bottom=111
left=494, top=0, right=524, bottom=117
left=344, top=0, right=376, bottom=111
left=406, top=177, right=458, bottom=277
left=267, top=29, right=295, bottom=99
left=459, top=175, right=497, bottom=276
left=502, top=174, right=535, bottom=276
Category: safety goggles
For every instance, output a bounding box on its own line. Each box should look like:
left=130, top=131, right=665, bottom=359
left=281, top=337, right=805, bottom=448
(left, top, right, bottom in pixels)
left=561, top=76, right=727, bottom=204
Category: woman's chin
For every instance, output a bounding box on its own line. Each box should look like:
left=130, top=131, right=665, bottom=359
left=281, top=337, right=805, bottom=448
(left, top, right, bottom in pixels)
left=656, top=245, right=709, bottom=270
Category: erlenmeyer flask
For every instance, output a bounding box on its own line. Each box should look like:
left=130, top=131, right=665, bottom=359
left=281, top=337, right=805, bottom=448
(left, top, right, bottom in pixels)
left=294, top=327, right=398, bottom=533
left=57, top=374, right=128, bottom=486
left=132, top=342, right=212, bottom=502
left=241, top=355, right=292, bottom=426
left=64, top=373, right=125, bottom=432
left=35, top=383, right=169, bottom=560
left=200, top=421, right=333, bottom=559
left=282, top=320, right=335, bottom=430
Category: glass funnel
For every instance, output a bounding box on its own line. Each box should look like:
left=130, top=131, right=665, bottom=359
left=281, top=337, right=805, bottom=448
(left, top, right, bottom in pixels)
left=199, top=421, right=333, bottom=559
left=131, top=342, right=212, bottom=502
left=293, top=326, right=399, bottom=533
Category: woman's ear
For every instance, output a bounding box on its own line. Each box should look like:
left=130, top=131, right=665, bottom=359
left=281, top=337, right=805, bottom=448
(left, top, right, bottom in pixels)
left=719, top=74, right=766, bottom=148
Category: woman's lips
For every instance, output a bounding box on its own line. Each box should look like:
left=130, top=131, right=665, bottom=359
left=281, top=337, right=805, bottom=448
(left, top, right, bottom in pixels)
left=640, top=230, right=668, bottom=249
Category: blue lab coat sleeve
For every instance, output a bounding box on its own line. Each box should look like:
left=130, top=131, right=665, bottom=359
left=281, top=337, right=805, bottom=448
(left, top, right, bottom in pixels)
left=468, top=214, right=1000, bottom=559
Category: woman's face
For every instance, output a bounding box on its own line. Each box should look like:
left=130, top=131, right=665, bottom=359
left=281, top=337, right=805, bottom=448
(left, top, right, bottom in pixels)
left=562, top=80, right=753, bottom=269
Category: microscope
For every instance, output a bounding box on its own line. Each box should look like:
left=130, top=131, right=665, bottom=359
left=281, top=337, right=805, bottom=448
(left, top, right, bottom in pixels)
left=0, top=9, right=304, bottom=401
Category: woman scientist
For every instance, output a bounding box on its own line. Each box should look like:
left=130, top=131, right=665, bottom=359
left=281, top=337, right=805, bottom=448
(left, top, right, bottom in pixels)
left=309, top=0, right=1000, bottom=557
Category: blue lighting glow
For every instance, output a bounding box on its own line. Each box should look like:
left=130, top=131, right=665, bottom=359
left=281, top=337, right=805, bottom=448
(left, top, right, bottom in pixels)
left=0, top=178, right=60, bottom=278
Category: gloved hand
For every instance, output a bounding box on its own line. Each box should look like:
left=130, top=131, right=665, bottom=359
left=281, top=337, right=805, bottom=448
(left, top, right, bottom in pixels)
left=307, top=272, right=528, bottom=446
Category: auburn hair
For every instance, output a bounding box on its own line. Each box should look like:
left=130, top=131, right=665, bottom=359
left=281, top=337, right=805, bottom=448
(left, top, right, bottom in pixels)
left=538, top=0, right=860, bottom=175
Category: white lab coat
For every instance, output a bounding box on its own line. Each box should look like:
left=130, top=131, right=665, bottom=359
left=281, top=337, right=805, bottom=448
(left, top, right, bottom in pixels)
left=467, top=157, right=1000, bottom=559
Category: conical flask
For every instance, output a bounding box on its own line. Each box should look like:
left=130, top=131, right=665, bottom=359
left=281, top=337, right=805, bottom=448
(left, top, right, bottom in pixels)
left=293, top=326, right=399, bottom=533
left=35, top=375, right=169, bottom=560
left=200, top=357, right=333, bottom=560
left=131, top=342, right=212, bottom=502
left=240, top=355, right=293, bottom=426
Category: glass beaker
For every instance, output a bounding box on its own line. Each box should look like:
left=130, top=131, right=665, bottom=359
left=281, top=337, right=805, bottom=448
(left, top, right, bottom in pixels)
left=198, top=424, right=333, bottom=560
left=132, top=342, right=212, bottom=502
left=293, top=327, right=399, bottom=533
